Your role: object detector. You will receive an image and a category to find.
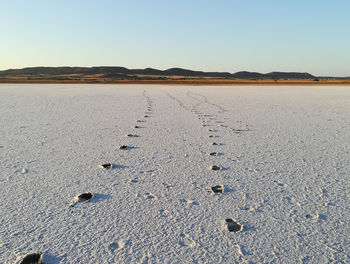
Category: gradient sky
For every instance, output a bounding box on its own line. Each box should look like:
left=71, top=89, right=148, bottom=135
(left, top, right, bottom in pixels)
left=1, top=0, right=349, bottom=76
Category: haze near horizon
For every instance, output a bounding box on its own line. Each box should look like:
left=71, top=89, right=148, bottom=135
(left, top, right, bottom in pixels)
left=1, top=0, right=349, bottom=76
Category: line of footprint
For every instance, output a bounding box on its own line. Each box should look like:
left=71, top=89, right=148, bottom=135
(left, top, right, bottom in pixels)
left=190, top=105, right=244, bottom=233
left=164, top=90, right=247, bottom=233
left=18, top=91, right=154, bottom=263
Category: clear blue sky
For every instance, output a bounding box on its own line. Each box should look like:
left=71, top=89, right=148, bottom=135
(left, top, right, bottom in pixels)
left=1, top=0, right=349, bottom=76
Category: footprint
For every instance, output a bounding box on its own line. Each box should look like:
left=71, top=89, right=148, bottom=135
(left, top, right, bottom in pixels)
left=305, top=213, right=327, bottom=220
left=273, top=180, right=288, bottom=188
left=211, top=185, right=224, bottom=194
left=178, top=233, right=196, bottom=248
left=180, top=199, right=199, bottom=206
left=233, top=129, right=248, bottom=134
left=108, top=239, right=126, bottom=253
left=210, top=165, right=221, bottom=171
left=140, top=169, right=156, bottom=175
left=162, top=182, right=173, bottom=189
left=143, top=192, right=157, bottom=200
left=108, top=242, right=120, bottom=253
left=130, top=178, right=139, bottom=183
left=19, top=252, right=42, bottom=264
left=236, top=244, right=251, bottom=256
left=225, top=218, right=243, bottom=232
left=99, top=163, right=113, bottom=169
left=320, top=188, right=328, bottom=198
left=241, top=201, right=264, bottom=213
left=159, top=209, right=171, bottom=218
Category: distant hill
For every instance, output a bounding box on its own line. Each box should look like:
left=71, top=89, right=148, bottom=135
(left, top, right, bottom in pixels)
left=0, top=66, right=321, bottom=79
left=264, top=72, right=315, bottom=79
left=0, top=66, right=233, bottom=78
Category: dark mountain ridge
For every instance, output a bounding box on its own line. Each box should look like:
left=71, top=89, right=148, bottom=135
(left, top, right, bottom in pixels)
left=0, top=66, right=334, bottom=79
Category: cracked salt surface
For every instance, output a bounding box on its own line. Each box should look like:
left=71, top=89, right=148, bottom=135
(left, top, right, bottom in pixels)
left=0, top=84, right=349, bottom=263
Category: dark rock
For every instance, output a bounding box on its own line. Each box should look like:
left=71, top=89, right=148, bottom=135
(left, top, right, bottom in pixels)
left=20, top=252, right=42, bottom=264
left=78, top=192, right=93, bottom=201
left=99, top=163, right=113, bottom=169
left=226, top=218, right=243, bottom=232
left=306, top=214, right=313, bottom=219
left=211, top=185, right=224, bottom=193
left=211, top=165, right=221, bottom=171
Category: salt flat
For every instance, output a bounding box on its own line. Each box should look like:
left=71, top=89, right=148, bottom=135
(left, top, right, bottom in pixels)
left=0, top=84, right=349, bottom=263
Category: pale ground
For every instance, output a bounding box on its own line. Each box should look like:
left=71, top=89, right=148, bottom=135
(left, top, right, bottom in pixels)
left=0, top=84, right=349, bottom=263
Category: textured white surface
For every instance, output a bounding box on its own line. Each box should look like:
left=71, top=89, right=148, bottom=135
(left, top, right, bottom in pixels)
left=0, top=84, right=349, bottom=263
